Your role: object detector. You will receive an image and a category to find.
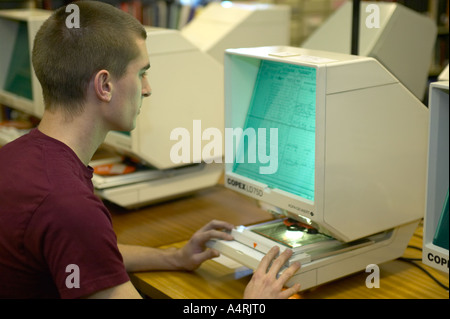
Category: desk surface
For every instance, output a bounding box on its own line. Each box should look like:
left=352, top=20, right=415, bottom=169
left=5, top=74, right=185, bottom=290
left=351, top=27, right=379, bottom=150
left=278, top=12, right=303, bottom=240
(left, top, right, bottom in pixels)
left=110, top=185, right=449, bottom=299
left=109, top=185, right=273, bottom=247
left=129, top=228, right=449, bottom=299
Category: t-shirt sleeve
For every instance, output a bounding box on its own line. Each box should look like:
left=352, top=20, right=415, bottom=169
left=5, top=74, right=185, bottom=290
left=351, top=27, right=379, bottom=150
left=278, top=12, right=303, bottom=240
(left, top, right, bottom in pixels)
left=25, top=193, right=130, bottom=299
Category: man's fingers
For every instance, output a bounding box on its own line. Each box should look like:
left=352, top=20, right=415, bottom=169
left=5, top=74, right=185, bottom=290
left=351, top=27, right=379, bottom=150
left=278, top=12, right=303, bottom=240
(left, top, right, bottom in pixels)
left=185, top=248, right=221, bottom=271
left=256, top=246, right=279, bottom=273
left=194, top=248, right=220, bottom=263
left=198, top=220, right=234, bottom=233
left=267, top=248, right=292, bottom=277
left=192, top=229, right=233, bottom=245
left=277, top=261, right=301, bottom=285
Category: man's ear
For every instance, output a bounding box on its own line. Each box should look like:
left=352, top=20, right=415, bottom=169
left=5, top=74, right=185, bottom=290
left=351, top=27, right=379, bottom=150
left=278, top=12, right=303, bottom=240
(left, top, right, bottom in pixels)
left=94, top=70, right=113, bottom=102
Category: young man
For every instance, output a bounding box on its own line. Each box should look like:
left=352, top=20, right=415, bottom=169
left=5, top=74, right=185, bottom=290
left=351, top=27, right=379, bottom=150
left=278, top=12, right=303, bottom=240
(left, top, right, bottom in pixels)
left=0, top=1, right=300, bottom=299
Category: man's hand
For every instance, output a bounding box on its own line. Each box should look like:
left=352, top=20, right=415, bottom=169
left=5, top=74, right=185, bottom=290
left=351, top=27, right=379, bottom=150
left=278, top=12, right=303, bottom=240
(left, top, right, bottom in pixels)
left=177, top=219, right=234, bottom=271
left=243, top=246, right=301, bottom=299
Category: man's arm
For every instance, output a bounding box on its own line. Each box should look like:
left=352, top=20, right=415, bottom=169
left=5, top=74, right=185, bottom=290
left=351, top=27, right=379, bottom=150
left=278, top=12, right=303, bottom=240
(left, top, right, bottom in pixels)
left=117, top=243, right=183, bottom=272
left=85, top=281, right=142, bottom=299
left=87, top=246, right=301, bottom=299
left=115, top=219, right=301, bottom=299
left=118, top=220, right=234, bottom=272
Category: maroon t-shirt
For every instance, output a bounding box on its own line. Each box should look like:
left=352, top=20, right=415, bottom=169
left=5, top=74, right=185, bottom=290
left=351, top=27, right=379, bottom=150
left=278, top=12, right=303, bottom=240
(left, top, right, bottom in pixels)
left=0, top=129, right=129, bottom=298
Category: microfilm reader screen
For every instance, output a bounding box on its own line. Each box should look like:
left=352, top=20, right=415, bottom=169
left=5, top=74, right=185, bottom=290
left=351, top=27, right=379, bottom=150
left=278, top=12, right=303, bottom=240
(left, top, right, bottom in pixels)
left=232, top=60, right=316, bottom=201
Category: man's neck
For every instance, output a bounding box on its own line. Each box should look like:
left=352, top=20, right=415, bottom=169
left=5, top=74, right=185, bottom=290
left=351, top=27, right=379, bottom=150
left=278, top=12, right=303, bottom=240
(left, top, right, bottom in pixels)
left=38, top=109, right=108, bottom=166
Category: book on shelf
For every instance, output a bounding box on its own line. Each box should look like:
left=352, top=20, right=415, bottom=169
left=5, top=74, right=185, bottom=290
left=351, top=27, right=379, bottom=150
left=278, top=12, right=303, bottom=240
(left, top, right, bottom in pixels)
left=37, top=0, right=205, bottom=29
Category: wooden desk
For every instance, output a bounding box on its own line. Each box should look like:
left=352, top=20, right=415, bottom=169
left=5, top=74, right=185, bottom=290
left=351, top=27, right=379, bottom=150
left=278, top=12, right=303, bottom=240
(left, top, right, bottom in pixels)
left=300, top=224, right=449, bottom=299
left=130, top=241, right=251, bottom=299
left=109, top=185, right=449, bottom=299
left=129, top=224, right=449, bottom=299
left=109, top=184, right=273, bottom=247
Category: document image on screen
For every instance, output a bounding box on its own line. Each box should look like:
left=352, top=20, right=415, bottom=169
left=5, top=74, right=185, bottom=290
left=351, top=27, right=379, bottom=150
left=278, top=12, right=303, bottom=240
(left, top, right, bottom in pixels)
left=233, top=59, right=316, bottom=201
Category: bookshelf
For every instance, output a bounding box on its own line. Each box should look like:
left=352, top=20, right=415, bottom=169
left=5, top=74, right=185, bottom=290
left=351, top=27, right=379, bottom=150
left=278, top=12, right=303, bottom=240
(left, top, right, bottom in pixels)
left=8, top=0, right=446, bottom=76
left=0, top=0, right=214, bottom=29
left=34, top=0, right=211, bottom=29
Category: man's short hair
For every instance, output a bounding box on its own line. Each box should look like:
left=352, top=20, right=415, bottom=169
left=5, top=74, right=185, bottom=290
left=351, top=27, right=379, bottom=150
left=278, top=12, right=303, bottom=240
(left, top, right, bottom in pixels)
left=32, top=0, right=147, bottom=117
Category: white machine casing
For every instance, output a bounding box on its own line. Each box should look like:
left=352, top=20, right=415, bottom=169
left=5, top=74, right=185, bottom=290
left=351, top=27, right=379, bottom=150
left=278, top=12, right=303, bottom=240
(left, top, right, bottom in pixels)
left=438, top=64, right=449, bottom=81
left=301, top=1, right=437, bottom=100
left=181, top=1, right=290, bottom=64
left=208, top=46, right=429, bottom=290
left=0, top=9, right=50, bottom=117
